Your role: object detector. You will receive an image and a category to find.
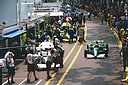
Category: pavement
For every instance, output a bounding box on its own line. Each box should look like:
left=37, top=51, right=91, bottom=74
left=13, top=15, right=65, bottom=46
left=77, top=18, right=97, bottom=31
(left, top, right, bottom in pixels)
left=1, top=16, right=126, bottom=85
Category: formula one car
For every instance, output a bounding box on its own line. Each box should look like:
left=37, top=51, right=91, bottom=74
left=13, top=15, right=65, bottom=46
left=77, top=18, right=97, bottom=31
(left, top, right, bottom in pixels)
left=59, top=32, right=77, bottom=42
left=84, top=40, right=108, bottom=59
left=34, top=42, right=60, bottom=70
left=59, top=23, right=78, bottom=42
left=33, top=54, right=60, bottom=70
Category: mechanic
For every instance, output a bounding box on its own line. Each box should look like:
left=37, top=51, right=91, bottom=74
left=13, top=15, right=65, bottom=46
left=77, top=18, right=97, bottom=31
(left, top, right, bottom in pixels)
left=0, top=59, right=4, bottom=85
left=78, top=25, right=86, bottom=43
left=44, top=35, right=51, bottom=42
left=46, top=50, right=52, bottom=80
left=53, top=37, right=60, bottom=46
left=55, top=43, right=64, bottom=68
left=51, top=49, right=58, bottom=72
left=53, top=27, right=60, bottom=40
left=59, top=45, right=64, bottom=68
left=68, top=26, right=74, bottom=44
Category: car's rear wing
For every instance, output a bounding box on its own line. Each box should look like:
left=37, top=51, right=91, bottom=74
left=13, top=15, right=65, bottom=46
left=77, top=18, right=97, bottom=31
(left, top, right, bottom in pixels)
left=92, top=40, right=104, bottom=43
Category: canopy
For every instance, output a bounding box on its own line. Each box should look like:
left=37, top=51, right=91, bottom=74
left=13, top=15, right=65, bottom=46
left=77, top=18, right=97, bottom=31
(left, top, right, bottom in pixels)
left=2, top=29, right=26, bottom=38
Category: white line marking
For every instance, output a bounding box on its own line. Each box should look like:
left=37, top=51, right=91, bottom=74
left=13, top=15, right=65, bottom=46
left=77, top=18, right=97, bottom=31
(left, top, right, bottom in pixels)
left=35, top=79, right=42, bottom=85
left=2, top=80, right=8, bottom=85
left=2, top=78, right=27, bottom=85
left=19, top=78, right=27, bottom=85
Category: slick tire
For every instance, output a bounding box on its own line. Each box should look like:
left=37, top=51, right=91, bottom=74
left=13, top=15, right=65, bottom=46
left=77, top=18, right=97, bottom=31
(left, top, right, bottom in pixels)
left=84, top=50, right=87, bottom=58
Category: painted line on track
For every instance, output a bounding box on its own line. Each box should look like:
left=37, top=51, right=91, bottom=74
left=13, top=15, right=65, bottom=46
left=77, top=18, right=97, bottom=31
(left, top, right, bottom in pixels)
left=57, top=23, right=87, bottom=85
left=84, top=23, right=87, bottom=40
left=2, top=78, right=27, bottom=85
left=44, top=42, right=78, bottom=85
left=44, top=23, right=87, bottom=85
left=2, top=23, right=87, bottom=85
left=19, top=78, right=27, bottom=85
left=113, top=28, right=122, bottom=48
left=57, top=44, right=83, bottom=85
left=2, top=80, right=8, bottom=85
left=2, top=41, right=78, bottom=85
left=35, top=79, right=43, bottom=85
left=63, top=42, right=78, bottom=63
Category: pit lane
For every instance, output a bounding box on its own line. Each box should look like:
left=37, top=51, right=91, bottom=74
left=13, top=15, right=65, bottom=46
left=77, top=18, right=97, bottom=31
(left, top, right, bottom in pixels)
left=2, top=17, right=123, bottom=85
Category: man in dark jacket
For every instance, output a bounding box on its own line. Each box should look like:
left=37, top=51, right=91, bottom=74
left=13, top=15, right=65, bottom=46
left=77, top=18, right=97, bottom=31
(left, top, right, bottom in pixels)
left=120, top=42, right=128, bottom=71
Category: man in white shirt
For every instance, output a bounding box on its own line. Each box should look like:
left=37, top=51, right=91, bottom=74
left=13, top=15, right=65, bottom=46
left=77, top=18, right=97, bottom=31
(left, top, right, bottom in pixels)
left=5, top=52, right=15, bottom=84
left=26, top=50, right=38, bottom=83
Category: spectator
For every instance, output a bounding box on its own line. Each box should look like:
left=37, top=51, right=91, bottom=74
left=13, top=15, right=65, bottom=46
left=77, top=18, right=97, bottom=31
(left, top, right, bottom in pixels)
left=2, top=21, right=6, bottom=28
left=0, top=59, right=4, bottom=85
left=115, top=19, right=121, bottom=32
left=5, top=52, right=15, bottom=84
left=26, top=50, right=38, bottom=83
left=101, top=13, right=104, bottom=25
left=83, top=14, right=87, bottom=24
left=119, top=41, right=128, bottom=71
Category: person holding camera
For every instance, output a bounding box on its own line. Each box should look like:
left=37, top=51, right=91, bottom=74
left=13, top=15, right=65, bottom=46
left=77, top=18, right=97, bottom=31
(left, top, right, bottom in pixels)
left=5, top=52, right=15, bottom=84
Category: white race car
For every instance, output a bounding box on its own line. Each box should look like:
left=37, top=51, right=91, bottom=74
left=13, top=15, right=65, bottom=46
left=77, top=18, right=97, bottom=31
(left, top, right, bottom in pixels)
left=35, top=42, right=60, bottom=70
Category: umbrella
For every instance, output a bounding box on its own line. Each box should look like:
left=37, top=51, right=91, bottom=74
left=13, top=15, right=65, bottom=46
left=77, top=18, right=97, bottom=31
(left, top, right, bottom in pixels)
left=61, top=22, right=71, bottom=27
left=65, top=17, right=72, bottom=22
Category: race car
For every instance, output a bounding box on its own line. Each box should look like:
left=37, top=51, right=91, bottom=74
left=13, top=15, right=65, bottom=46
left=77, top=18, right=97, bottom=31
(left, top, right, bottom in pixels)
left=33, top=54, right=60, bottom=70
left=34, top=42, right=60, bottom=70
left=84, top=40, right=108, bottom=59
left=59, top=32, right=77, bottom=42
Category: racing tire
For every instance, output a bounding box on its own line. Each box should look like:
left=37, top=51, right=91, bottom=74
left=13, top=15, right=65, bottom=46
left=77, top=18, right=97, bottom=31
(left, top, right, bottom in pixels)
left=87, top=45, right=89, bottom=49
left=104, top=50, right=108, bottom=58
left=106, top=44, right=109, bottom=51
left=84, top=50, right=87, bottom=58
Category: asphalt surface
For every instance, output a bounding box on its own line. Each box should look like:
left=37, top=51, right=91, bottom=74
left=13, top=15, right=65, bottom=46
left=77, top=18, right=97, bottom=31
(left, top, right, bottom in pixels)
left=2, top=17, right=123, bottom=85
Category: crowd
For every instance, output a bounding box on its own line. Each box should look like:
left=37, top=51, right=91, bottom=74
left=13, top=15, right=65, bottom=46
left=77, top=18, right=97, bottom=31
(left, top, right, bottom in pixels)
left=27, top=9, right=86, bottom=45
left=2, top=33, right=67, bottom=83
left=83, top=1, right=128, bottom=43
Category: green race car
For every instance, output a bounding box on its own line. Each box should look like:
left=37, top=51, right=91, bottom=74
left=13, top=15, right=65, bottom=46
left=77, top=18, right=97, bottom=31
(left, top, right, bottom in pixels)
left=84, top=40, right=108, bottom=59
